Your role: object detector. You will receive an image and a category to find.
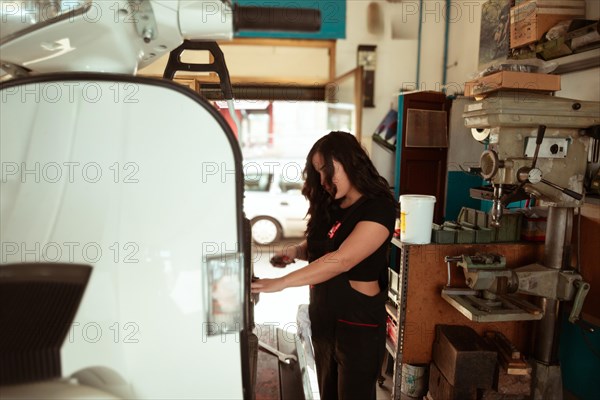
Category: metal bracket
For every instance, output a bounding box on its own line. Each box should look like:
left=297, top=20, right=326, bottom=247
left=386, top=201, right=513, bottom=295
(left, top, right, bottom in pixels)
left=130, top=0, right=158, bottom=43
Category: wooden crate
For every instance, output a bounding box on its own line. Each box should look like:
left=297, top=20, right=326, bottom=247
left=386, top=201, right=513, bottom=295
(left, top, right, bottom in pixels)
left=510, top=0, right=586, bottom=48
left=464, top=71, right=561, bottom=97
left=428, top=361, right=478, bottom=400
left=432, top=325, right=497, bottom=389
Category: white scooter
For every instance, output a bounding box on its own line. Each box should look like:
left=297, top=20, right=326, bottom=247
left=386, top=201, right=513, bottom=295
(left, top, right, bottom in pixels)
left=0, top=1, right=319, bottom=398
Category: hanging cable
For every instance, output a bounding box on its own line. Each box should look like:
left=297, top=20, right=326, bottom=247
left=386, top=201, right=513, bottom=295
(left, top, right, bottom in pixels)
left=226, top=99, right=241, bottom=136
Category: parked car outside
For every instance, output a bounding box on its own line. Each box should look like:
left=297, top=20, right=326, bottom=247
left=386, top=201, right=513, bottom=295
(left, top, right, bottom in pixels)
left=243, top=158, right=309, bottom=245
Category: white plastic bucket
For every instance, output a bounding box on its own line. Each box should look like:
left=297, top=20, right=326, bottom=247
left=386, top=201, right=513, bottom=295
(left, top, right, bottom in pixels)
left=400, top=363, right=428, bottom=397
left=399, top=195, right=436, bottom=244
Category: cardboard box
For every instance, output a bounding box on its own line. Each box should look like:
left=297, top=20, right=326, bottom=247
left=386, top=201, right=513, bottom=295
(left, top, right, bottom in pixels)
left=432, top=325, right=497, bottom=389
left=428, top=362, right=477, bottom=400
left=510, top=0, right=586, bottom=48
left=464, top=71, right=561, bottom=97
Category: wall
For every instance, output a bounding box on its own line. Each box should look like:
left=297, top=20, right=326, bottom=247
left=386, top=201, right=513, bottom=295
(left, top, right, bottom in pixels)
left=559, top=68, right=600, bottom=101
left=337, top=0, right=600, bottom=147
left=338, top=0, right=480, bottom=149
left=336, top=0, right=420, bottom=149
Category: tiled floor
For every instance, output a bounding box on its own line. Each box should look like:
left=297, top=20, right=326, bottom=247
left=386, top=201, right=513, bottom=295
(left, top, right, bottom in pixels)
left=376, top=369, right=394, bottom=399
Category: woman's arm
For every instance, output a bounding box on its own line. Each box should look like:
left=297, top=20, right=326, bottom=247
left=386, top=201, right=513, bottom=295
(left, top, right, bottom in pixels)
left=252, top=221, right=389, bottom=293
left=278, top=240, right=307, bottom=261
left=292, top=241, right=308, bottom=261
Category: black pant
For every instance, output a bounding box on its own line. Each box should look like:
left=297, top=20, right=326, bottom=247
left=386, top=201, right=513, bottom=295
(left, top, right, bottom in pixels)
left=312, top=321, right=385, bottom=400
left=310, top=276, right=387, bottom=400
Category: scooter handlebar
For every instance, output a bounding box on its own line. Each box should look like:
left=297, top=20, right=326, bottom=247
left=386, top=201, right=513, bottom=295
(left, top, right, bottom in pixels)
left=233, top=5, right=321, bottom=33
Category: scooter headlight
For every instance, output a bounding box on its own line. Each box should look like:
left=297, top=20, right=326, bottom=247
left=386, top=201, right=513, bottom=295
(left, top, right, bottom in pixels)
left=204, top=252, right=244, bottom=336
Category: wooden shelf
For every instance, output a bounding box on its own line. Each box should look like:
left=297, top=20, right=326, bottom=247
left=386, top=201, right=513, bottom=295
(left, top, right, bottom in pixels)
left=553, top=48, right=600, bottom=74
left=386, top=338, right=397, bottom=360
left=386, top=301, right=398, bottom=324
left=584, top=194, right=600, bottom=206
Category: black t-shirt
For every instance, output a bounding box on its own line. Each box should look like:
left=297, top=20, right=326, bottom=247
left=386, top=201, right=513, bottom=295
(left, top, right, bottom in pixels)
left=306, top=196, right=396, bottom=281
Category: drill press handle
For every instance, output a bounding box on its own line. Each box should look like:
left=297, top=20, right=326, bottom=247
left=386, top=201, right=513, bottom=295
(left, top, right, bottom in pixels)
left=568, top=280, right=590, bottom=324
left=530, top=124, right=546, bottom=169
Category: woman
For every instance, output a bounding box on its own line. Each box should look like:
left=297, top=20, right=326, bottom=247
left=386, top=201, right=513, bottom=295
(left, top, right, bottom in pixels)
left=251, top=131, right=397, bottom=400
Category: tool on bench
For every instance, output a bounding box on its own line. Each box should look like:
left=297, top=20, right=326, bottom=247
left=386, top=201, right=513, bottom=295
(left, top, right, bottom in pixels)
left=258, top=341, right=298, bottom=364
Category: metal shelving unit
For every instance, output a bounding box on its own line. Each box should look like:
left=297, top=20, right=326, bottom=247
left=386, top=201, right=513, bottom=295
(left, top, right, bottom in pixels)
left=384, top=239, right=541, bottom=400
left=386, top=239, right=410, bottom=400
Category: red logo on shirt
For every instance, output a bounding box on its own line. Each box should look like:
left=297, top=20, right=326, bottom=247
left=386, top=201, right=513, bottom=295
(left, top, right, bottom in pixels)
left=328, top=221, right=341, bottom=239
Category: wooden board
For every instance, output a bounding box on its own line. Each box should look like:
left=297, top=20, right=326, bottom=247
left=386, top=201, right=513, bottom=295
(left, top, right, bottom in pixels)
left=577, top=203, right=600, bottom=325
left=400, top=243, right=543, bottom=364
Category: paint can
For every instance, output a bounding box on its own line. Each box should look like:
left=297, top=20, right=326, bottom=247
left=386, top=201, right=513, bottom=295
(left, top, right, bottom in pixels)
left=400, top=363, right=428, bottom=398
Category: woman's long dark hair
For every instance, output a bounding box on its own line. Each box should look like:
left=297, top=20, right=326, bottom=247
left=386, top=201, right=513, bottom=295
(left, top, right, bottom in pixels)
left=302, top=131, right=397, bottom=237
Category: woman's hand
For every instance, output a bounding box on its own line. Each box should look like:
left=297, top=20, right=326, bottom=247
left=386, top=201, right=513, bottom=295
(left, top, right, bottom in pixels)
left=251, top=278, right=287, bottom=293
left=269, top=254, right=295, bottom=268
left=269, top=241, right=305, bottom=267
